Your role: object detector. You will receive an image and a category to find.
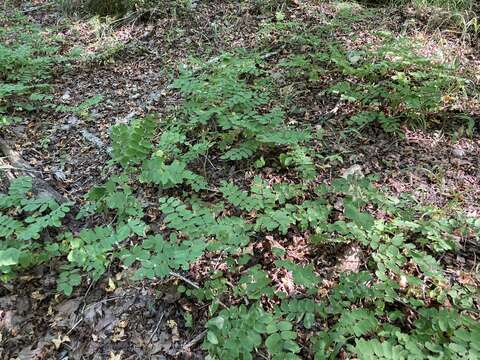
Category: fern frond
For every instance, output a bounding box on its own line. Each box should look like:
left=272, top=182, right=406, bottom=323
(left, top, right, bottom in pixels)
left=111, top=116, right=157, bottom=167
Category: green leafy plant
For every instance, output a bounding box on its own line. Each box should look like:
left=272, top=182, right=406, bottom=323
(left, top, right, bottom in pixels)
left=0, top=177, right=71, bottom=279
left=172, top=53, right=315, bottom=177
left=118, top=233, right=206, bottom=280
left=111, top=116, right=157, bottom=167
left=0, top=12, right=69, bottom=126
left=203, top=304, right=301, bottom=360
left=86, top=175, right=144, bottom=220
left=327, top=35, right=468, bottom=132
left=55, top=94, right=103, bottom=117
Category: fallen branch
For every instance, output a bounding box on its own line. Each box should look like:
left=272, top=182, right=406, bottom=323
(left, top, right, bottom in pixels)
left=0, top=138, right=66, bottom=203
left=22, top=2, right=54, bottom=14
left=0, top=165, right=42, bottom=173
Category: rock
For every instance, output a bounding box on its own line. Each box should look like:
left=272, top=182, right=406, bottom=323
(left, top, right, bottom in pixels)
left=61, top=91, right=71, bottom=101
left=89, top=108, right=101, bottom=119
left=452, top=148, right=465, bottom=158
left=342, top=164, right=363, bottom=178
left=81, top=129, right=105, bottom=149
left=53, top=169, right=67, bottom=181
left=60, top=115, right=80, bottom=131
left=116, top=111, right=136, bottom=125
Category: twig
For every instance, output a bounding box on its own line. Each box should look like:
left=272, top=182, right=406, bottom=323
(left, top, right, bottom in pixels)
left=0, top=165, right=42, bottom=173
left=84, top=294, right=135, bottom=310
left=147, top=311, right=166, bottom=344
left=66, top=317, right=84, bottom=335
left=22, top=2, right=53, bottom=14
left=176, top=330, right=207, bottom=355
left=256, top=351, right=269, bottom=360
left=168, top=272, right=228, bottom=309
left=169, top=271, right=200, bottom=289
left=0, top=158, right=14, bottom=181
left=78, top=279, right=96, bottom=316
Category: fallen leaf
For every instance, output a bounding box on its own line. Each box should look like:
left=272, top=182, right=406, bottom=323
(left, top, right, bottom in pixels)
left=109, top=351, right=123, bottom=360
left=106, top=277, right=116, bottom=292
left=52, top=334, right=71, bottom=349
left=56, top=298, right=81, bottom=316
left=31, top=291, right=46, bottom=301
left=167, top=319, right=180, bottom=342
left=337, top=245, right=363, bottom=273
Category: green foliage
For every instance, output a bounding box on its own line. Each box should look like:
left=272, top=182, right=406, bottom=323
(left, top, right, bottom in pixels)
left=111, top=116, right=157, bottom=167
left=0, top=177, right=71, bottom=279
left=38, top=97, right=479, bottom=357
left=57, top=269, right=82, bottom=296
left=327, top=35, right=467, bottom=131
left=278, top=298, right=325, bottom=330
left=110, top=116, right=209, bottom=191
left=235, top=266, right=275, bottom=300
left=398, top=0, right=475, bottom=12
left=274, top=260, right=320, bottom=290
left=313, top=281, right=480, bottom=359
left=57, top=219, right=148, bottom=294
left=119, top=233, right=206, bottom=280
left=61, top=0, right=192, bottom=17
left=192, top=173, right=479, bottom=359
left=0, top=12, right=69, bottom=126
left=1, top=13, right=475, bottom=357
left=158, top=196, right=252, bottom=254
left=172, top=53, right=315, bottom=177
left=55, top=94, right=103, bottom=116
left=87, top=175, right=144, bottom=220
left=203, top=304, right=301, bottom=360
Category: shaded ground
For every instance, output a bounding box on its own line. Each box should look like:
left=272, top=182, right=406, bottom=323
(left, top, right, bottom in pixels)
left=1, top=1, right=479, bottom=359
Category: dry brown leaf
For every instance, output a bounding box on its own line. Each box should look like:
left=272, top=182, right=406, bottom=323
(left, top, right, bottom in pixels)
left=52, top=334, right=71, bottom=350
left=109, top=351, right=123, bottom=360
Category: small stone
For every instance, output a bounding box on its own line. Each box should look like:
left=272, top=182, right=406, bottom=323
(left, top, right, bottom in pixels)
left=60, top=115, right=80, bottom=130
left=116, top=111, right=136, bottom=125
left=53, top=169, right=66, bottom=181
left=342, top=164, right=363, bottom=178
left=81, top=129, right=104, bottom=149
left=61, top=91, right=71, bottom=101
left=452, top=148, right=465, bottom=158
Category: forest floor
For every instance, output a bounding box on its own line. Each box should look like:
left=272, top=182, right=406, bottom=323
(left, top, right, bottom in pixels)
left=1, top=1, right=480, bottom=359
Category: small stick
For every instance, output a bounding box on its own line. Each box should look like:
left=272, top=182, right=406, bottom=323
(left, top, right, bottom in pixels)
left=256, top=352, right=269, bottom=360
left=0, top=159, right=14, bottom=181
left=0, top=165, right=42, bottom=173
left=169, top=271, right=200, bottom=289
left=83, top=295, right=135, bottom=311
left=176, top=330, right=207, bottom=355
left=169, top=272, right=228, bottom=308
left=147, top=312, right=166, bottom=344
left=66, top=318, right=84, bottom=335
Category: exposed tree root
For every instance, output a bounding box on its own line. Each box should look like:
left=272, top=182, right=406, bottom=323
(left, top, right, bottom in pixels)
left=0, top=137, right=66, bottom=203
